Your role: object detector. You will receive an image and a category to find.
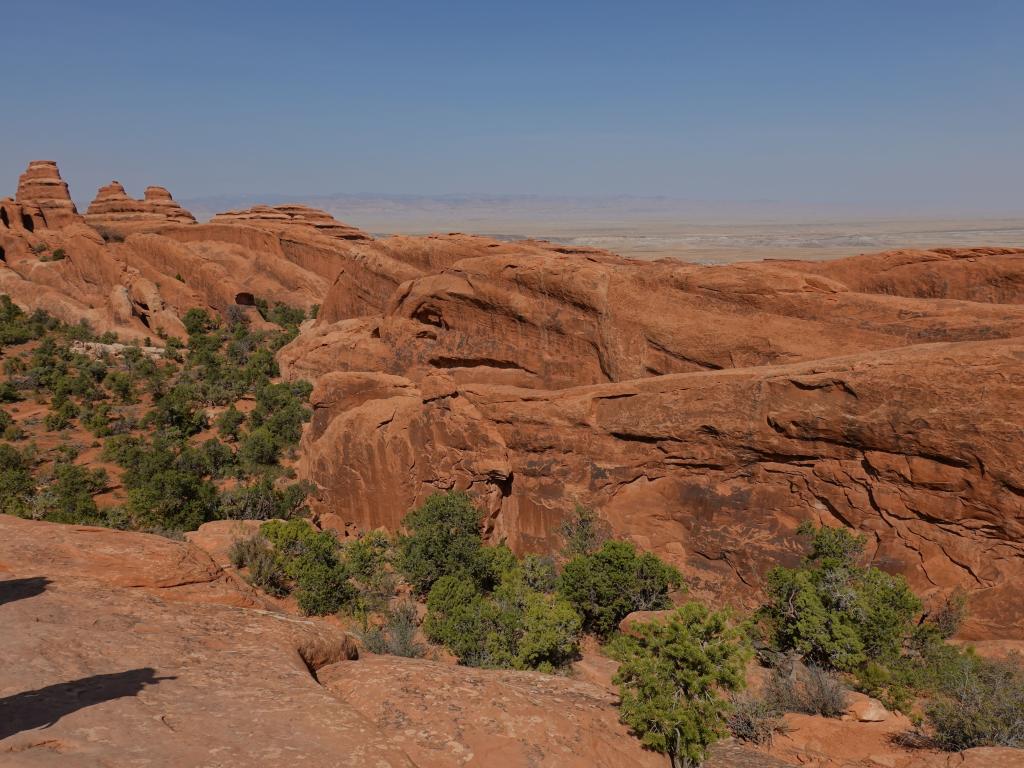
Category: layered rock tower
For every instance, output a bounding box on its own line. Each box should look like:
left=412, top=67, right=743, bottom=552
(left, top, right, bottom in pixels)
left=14, top=160, right=81, bottom=227
left=85, top=180, right=196, bottom=231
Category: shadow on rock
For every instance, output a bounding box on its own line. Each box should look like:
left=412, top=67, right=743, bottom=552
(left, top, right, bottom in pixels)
left=0, top=668, right=176, bottom=740
left=0, top=576, right=51, bottom=606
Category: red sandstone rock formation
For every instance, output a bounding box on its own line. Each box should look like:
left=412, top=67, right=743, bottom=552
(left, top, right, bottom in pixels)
left=14, top=160, right=81, bottom=228
left=0, top=197, right=46, bottom=233
left=0, top=162, right=375, bottom=340
left=778, top=246, right=1024, bottom=303
left=3, top=158, right=1023, bottom=645
left=282, top=245, right=1024, bottom=639
left=210, top=203, right=372, bottom=240
left=84, top=180, right=197, bottom=232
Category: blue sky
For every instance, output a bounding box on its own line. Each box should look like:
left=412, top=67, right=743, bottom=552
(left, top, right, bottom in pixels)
left=2, top=1, right=1021, bottom=211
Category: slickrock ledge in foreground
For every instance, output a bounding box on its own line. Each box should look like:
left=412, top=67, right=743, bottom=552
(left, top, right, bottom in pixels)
left=0, top=516, right=409, bottom=767
left=1, top=515, right=715, bottom=768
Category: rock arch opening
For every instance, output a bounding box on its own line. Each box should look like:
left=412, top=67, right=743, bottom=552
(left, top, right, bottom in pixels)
left=0, top=207, right=9, bottom=228
left=0, top=245, right=5, bottom=263
left=20, top=213, right=34, bottom=232
left=234, top=292, right=256, bottom=306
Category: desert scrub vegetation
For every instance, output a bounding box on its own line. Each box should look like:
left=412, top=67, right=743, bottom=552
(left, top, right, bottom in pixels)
left=362, top=601, right=425, bottom=658
left=231, top=519, right=355, bottom=615
left=406, top=496, right=681, bottom=673
left=752, top=522, right=1024, bottom=752
left=0, top=295, right=314, bottom=532
left=725, top=692, right=787, bottom=746
left=606, top=603, right=750, bottom=768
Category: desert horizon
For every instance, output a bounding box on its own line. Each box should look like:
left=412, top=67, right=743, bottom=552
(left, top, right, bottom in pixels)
left=169, top=192, right=1024, bottom=262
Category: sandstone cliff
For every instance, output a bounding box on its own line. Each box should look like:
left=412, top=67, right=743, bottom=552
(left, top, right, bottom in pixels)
left=281, top=244, right=1024, bottom=638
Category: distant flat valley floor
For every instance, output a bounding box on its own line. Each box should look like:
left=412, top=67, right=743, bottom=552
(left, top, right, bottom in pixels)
left=182, top=194, right=1024, bottom=264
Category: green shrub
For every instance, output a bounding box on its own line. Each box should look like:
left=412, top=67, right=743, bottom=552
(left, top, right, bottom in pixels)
left=760, top=522, right=921, bottom=671
left=294, top=560, right=353, bottom=616
left=216, top=404, right=245, bottom=441
left=558, top=540, right=682, bottom=639
left=182, top=308, right=216, bottom=336
left=239, top=425, right=279, bottom=466
left=229, top=534, right=287, bottom=596
left=0, top=295, right=58, bottom=346
left=45, top=399, right=79, bottom=431
left=521, top=553, right=558, bottom=592
left=103, top=370, right=135, bottom=403
left=398, top=491, right=491, bottom=595
left=145, top=382, right=207, bottom=436
left=0, top=381, right=23, bottom=403
left=424, top=566, right=582, bottom=672
left=0, top=409, right=21, bottom=440
left=259, top=519, right=356, bottom=616
left=199, top=438, right=237, bottom=478
left=503, top=583, right=582, bottom=671
left=248, top=381, right=311, bottom=448
left=106, top=435, right=221, bottom=531
left=343, top=531, right=397, bottom=612
left=608, top=603, right=750, bottom=767
left=261, top=302, right=306, bottom=329
left=0, top=442, right=36, bottom=515
left=220, top=478, right=309, bottom=520
left=32, top=462, right=108, bottom=525
left=926, top=589, right=968, bottom=640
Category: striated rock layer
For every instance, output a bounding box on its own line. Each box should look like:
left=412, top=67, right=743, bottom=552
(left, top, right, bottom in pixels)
left=84, top=181, right=197, bottom=232
left=14, top=160, right=81, bottom=228
left=210, top=204, right=372, bottom=240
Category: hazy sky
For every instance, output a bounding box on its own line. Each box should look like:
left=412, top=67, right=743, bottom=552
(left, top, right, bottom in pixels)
left=2, top=0, right=1021, bottom=212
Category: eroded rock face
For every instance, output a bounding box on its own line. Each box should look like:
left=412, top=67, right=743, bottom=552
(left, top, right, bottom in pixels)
left=14, top=160, right=81, bottom=228
left=297, top=338, right=1024, bottom=637
left=286, top=246, right=1024, bottom=639
left=84, top=181, right=197, bottom=232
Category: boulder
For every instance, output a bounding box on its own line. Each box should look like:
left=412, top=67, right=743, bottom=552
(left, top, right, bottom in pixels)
left=845, top=692, right=890, bottom=722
